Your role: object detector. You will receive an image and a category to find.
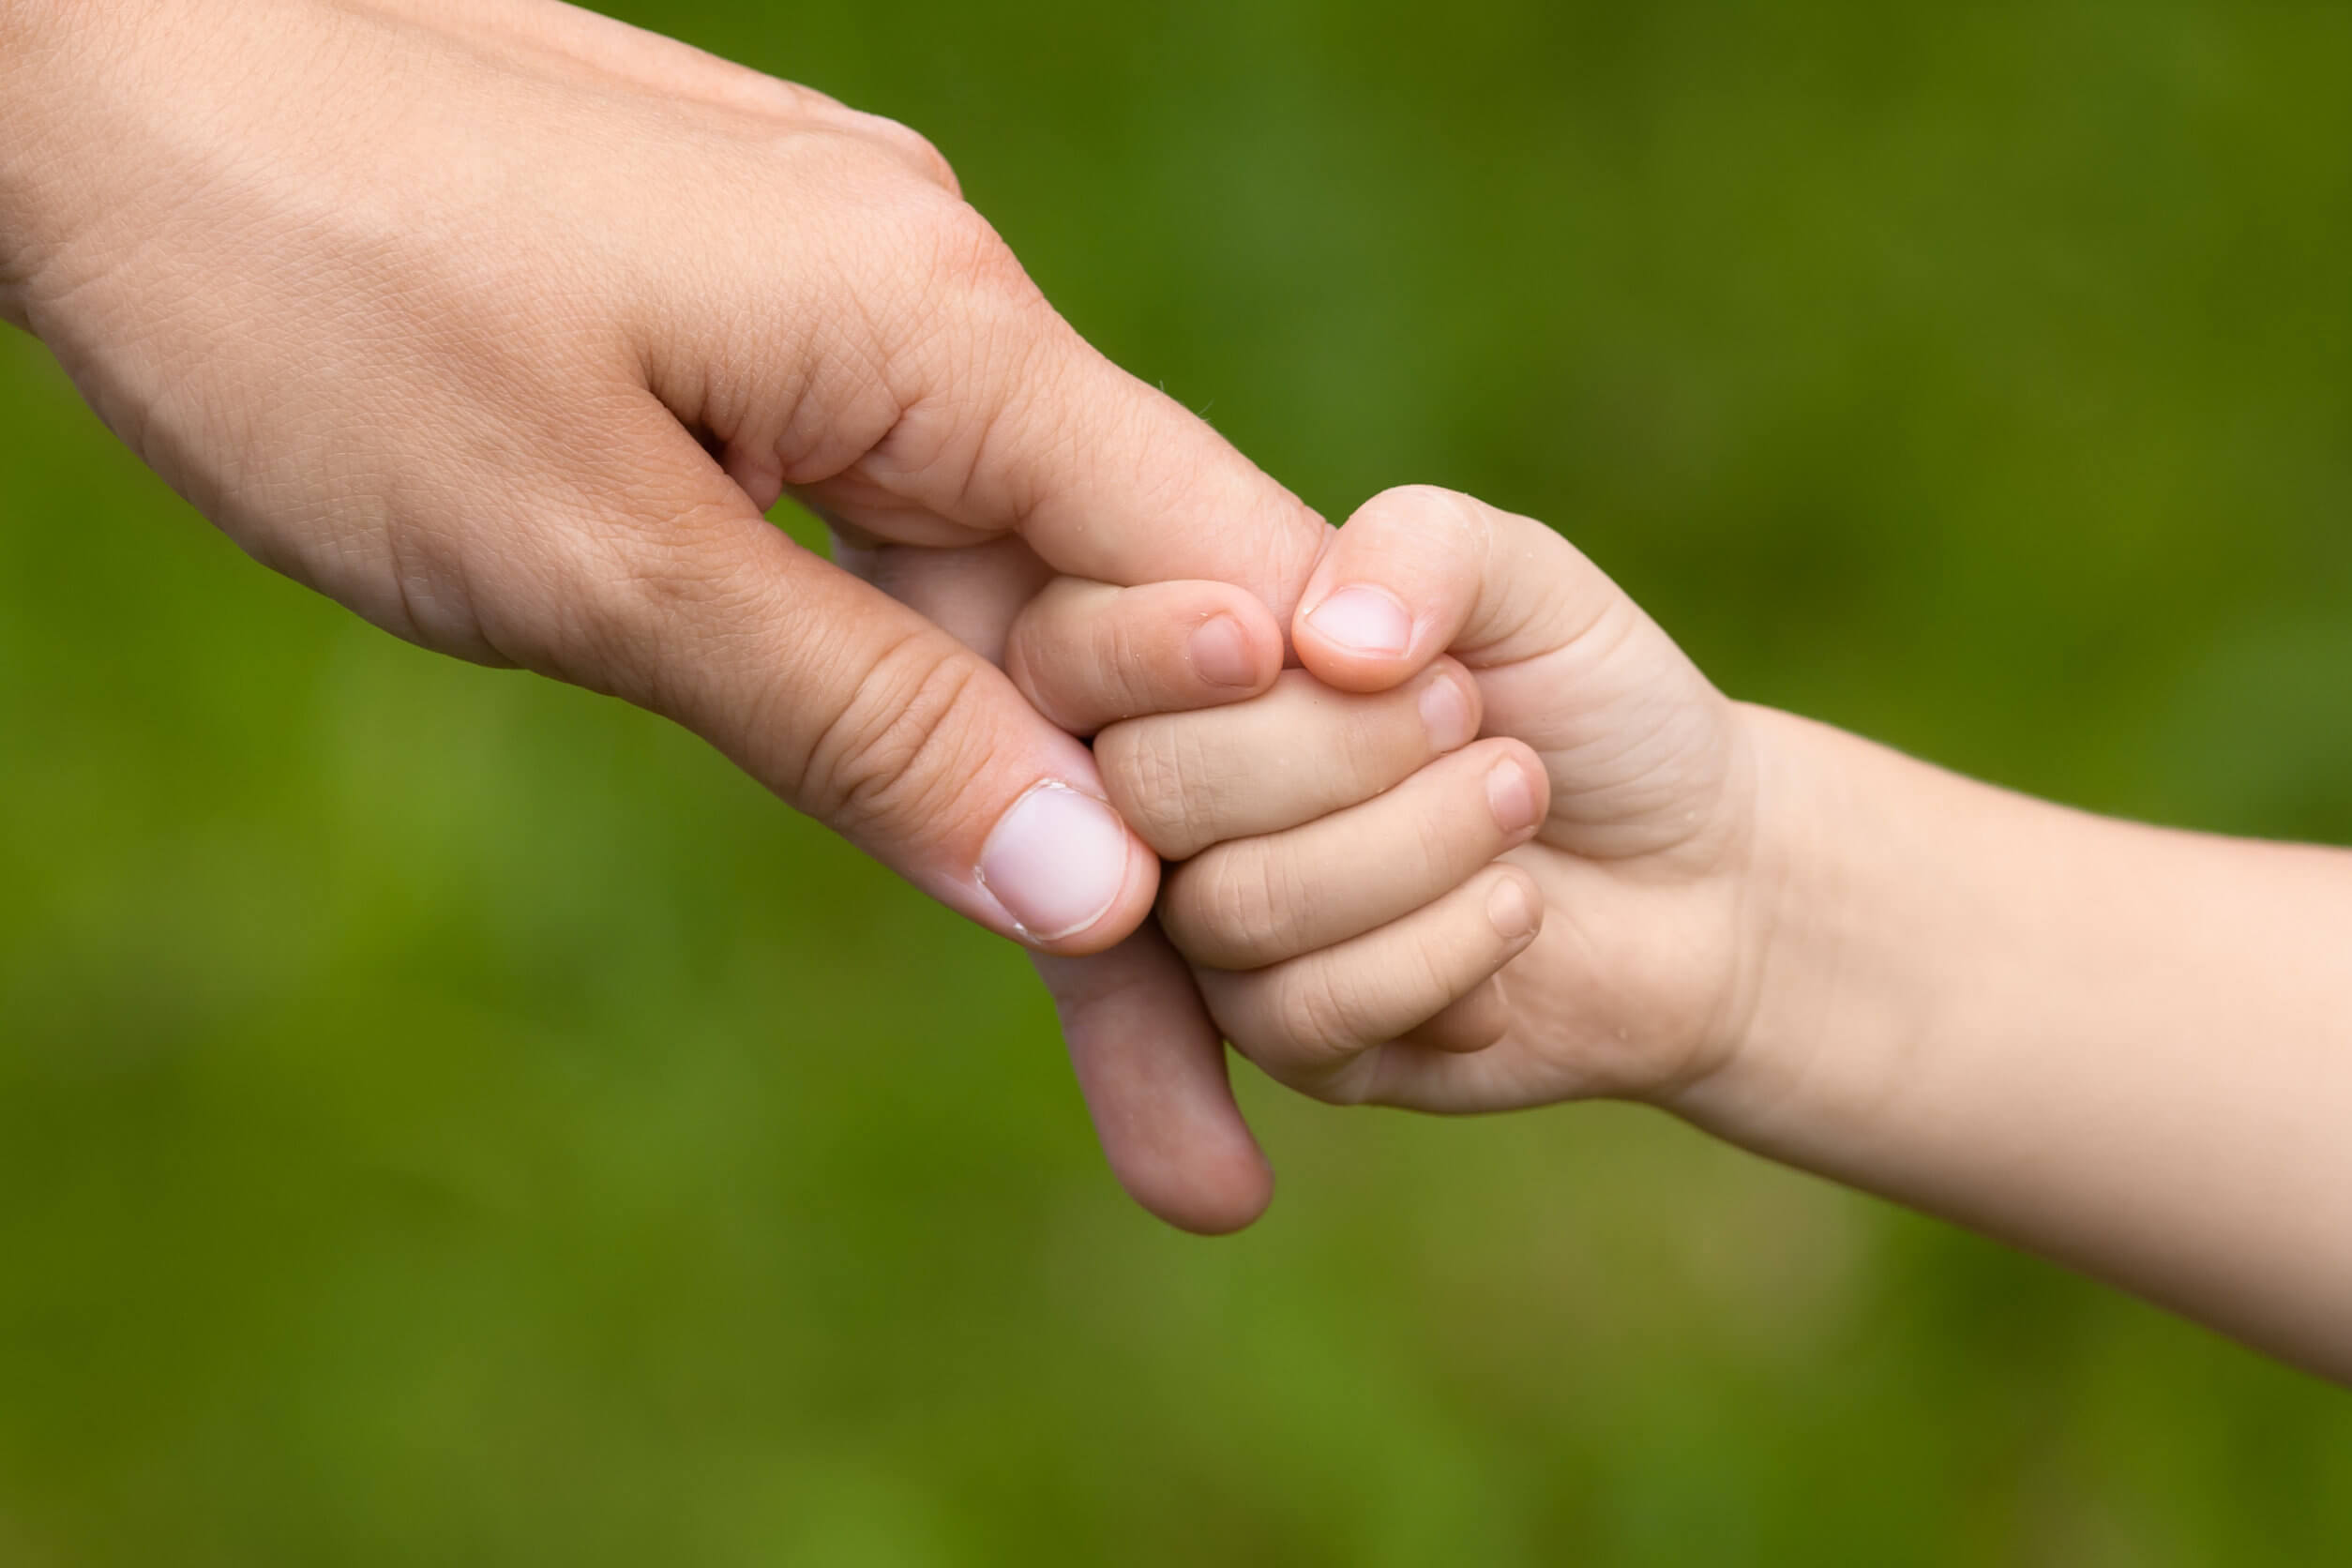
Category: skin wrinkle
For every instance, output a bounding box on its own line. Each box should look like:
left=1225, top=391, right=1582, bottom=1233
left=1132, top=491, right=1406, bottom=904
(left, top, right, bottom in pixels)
left=664, top=558, right=838, bottom=790
left=1099, top=719, right=1199, bottom=859
left=1442, top=541, right=1606, bottom=671
left=1097, top=489, right=1772, bottom=1128
left=765, top=204, right=1023, bottom=519
left=1270, top=960, right=1360, bottom=1068
left=1198, top=854, right=1283, bottom=970
left=1479, top=657, right=1735, bottom=860
left=768, top=621, right=949, bottom=817
left=1160, top=721, right=1238, bottom=859
left=1015, top=585, right=1174, bottom=734
left=1182, top=843, right=1298, bottom=972
left=1210, top=866, right=1533, bottom=1091
left=808, top=194, right=977, bottom=426
left=856, top=280, right=1059, bottom=539
left=1380, top=914, right=1466, bottom=1048
left=793, top=624, right=997, bottom=846
left=1110, top=671, right=1453, bottom=861
left=1675, top=714, right=1925, bottom=1146
left=562, top=494, right=792, bottom=714
left=1164, top=739, right=1541, bottom=972
left=4, top=0, right=1370, bottom=1233
left=771, top=330, right=901, bottom=493
left=1657, top=713, right=1791, bottom=1104
left=397, top=418, right=598, bottom=667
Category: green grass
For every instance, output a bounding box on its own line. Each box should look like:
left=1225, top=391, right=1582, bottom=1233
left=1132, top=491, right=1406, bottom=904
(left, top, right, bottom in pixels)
left=3, top=1, right=2348, bottom=1560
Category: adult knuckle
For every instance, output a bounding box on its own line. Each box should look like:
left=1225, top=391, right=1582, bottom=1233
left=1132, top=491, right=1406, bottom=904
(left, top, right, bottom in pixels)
left=919, top=201, right=1031, bottom=305
left=729, top=73, right=852, bottom=127
left=916, top=213, right=1060, bottom=377
left=525, top=494, right=768, bottom=697
left=377, top=513, right=512, bottom=666
left=797, top=629, right=996, bottom=837
left=853, top=188, right=1025, bottom=335
left=854, top=111, right=962, bottom=195
left=767, top=126, right=973, bottom=275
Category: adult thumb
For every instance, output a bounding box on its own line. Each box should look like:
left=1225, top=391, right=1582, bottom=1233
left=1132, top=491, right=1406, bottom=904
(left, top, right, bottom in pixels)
left=805, top=303, right=1333, bottom=628
left=511, top=404, right=1162, bottom=955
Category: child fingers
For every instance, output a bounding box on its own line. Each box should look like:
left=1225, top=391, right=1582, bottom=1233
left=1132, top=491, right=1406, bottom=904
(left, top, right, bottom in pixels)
left=1402, top=974, right=1512, bottom=1055
left=1004, top=578, right=1285, bottom=736
left=1158, top=737, right=1549, bottom=971
left=1096, top=663, right=1484, bottom=860
left=1296, top=488, right=1736, bottom=865
left=1197, top=863, right=1543, bottom=1087
left=1291, top=484, right=1617, bottom=693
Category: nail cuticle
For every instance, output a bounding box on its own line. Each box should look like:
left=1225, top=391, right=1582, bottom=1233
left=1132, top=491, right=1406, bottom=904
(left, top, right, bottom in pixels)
left=1304, top=584, right=1412, bottom=657
left=976, top=781, right=1132, bottom=942
left=1187, top=613, right=1259, bottom=689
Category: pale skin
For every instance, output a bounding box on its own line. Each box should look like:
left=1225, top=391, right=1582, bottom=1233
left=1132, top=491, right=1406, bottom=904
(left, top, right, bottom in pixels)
left=1008, top=485, right=2352, bottom=1384
left=0, top=0, right=1329, bottom=1231
left=14, top=1, right=2349, bottom=1352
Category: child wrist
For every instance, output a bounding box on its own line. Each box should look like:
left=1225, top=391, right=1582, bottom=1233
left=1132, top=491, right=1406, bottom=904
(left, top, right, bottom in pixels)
left=1655, top=709, right=1936, bottom=1156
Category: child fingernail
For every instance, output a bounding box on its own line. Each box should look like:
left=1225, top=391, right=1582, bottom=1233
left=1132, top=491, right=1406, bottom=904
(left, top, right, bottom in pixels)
left=1486, top=757, right=1542, bottom=836
left=1305, top=585, right=1411, bottom=656
left=1419, top=671, right=1477, bottom=753
left=1187, top=613, right=1259, bottom=689
left=1486, top=875, right=1540, bottom=943
left=977, top=782, right=1132, bottom=942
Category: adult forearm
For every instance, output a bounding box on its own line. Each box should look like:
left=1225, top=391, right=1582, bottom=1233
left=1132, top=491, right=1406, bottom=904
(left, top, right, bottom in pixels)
left=1686, top=708, right=2352, bottom=1380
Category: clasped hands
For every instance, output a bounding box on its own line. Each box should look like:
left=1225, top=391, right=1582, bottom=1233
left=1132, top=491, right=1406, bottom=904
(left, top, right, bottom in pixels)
left=960, top=484, right=1772, bottom=1235
left=14, top=0, right=2352, bottom=1380
left=0, top=0, right=1785, bottom=1232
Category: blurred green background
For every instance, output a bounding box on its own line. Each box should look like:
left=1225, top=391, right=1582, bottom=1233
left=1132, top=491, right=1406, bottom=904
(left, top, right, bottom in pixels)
left=4, top=0, right=2349, bottom=1561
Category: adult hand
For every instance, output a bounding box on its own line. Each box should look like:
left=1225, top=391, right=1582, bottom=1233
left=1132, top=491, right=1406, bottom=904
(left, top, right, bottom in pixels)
left=0, top=0, right=1325, bottom=1227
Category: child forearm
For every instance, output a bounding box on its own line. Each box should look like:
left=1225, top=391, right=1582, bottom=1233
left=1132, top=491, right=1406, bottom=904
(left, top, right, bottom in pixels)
left=1680, top=707, right=2352, bottom=1380
left=1059, top=482, right=2351, bottom=1370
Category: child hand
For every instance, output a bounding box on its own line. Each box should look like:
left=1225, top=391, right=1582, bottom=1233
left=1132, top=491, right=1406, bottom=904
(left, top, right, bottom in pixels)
left=1274, top=486, right=1772, bottom=1109
left=1031, top=485, right=1776, bottom=1110
left=1097, top=653, right=1556, bottom=1104
left=1003, top=492, right=2352, bottom=1379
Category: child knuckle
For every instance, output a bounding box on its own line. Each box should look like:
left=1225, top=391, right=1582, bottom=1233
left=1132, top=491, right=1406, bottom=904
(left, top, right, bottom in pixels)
left=1095, top=724, right=1191, bottom=855
left=1274, top=966, right=1365, bottom=1061
left=1193, top=852, right=1281, bottom=965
